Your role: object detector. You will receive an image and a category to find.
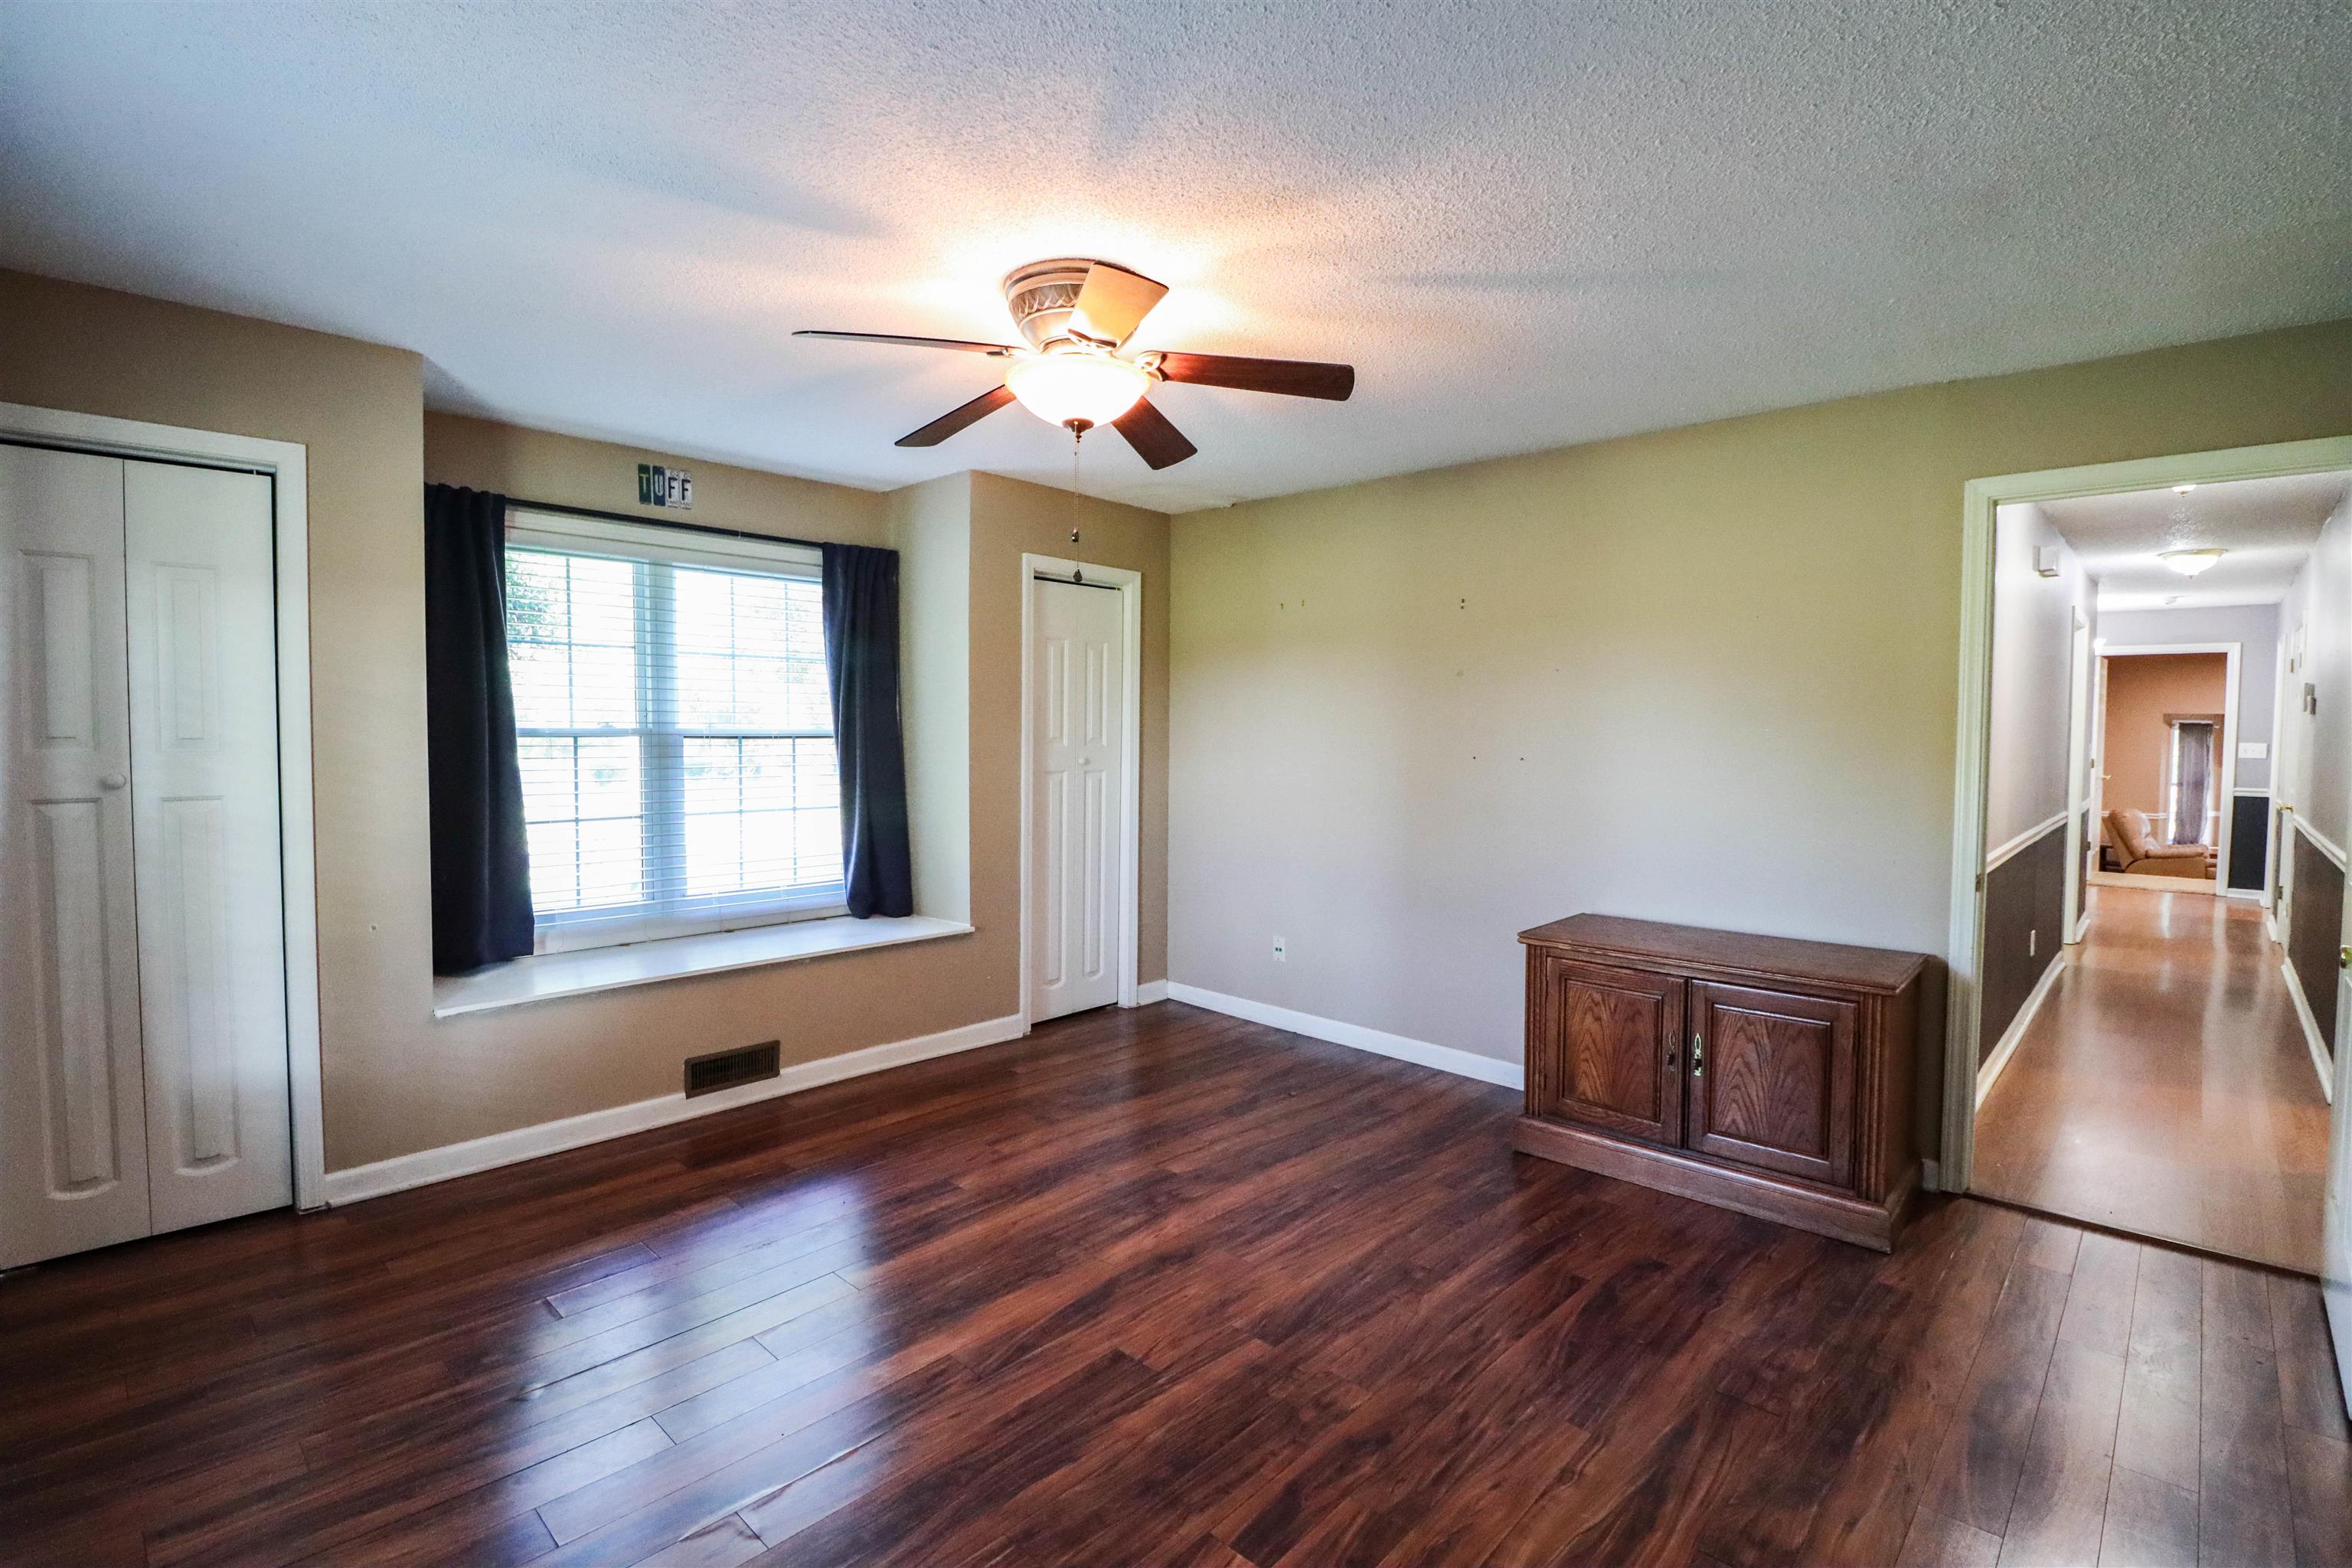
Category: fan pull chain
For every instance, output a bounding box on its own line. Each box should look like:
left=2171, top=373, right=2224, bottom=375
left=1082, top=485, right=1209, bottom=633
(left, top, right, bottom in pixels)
left=1069, top=424, right=1084, bottom=547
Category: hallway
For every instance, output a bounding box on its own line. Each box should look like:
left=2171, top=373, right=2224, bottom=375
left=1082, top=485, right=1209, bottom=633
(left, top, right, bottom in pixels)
left=1975, top=885, right=2331, bottom=1273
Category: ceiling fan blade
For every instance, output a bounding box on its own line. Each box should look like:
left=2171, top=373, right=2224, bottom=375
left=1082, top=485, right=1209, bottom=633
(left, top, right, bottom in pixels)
left=1111, top=397, right=1198, bottom=470
left=795, top=330, right=1018, bottom=356
left=1154, top=351, right=1354, bottom=401
left=895, top=384, right=1018, bottom=447
left=1067, top=263, right=1169, bottom=348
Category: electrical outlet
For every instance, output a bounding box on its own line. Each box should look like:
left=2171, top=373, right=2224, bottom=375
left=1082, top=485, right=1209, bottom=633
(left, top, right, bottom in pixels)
left=1272, top=936, right=1287, bottom=963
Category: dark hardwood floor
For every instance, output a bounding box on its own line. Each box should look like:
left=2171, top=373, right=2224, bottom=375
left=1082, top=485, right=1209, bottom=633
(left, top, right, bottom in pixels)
left=2, top=1001, right=2344, bottom=1566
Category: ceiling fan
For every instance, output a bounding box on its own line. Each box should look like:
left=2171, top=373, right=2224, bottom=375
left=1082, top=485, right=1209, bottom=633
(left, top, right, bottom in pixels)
left=794, top=258, right=1354, bottom=470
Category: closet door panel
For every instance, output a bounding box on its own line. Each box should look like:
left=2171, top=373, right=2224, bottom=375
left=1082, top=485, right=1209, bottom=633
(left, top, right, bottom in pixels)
left=125, top=462, right=292, bottom=1234
left=1, top=445, right=152, bottom=1268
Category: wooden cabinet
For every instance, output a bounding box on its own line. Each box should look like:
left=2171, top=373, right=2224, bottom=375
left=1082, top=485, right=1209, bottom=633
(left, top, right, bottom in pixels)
left=1513, top=916, right=1926, bottom=1250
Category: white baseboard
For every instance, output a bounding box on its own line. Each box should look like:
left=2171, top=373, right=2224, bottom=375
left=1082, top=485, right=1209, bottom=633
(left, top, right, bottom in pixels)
left=1132, top=978, right=1171, bottom=1005
left=1165, top=982, right=1523, bottom=1090
left=2279, top=957, right=2337, bottom=1105
left=1976, top=952, right=2068, bottom=1109
left=322, top=1011, right=1027, bottom=1206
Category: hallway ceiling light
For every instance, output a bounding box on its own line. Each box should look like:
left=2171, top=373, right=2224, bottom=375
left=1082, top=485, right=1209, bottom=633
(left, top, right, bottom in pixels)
left=2160, top=547, right=2226, bottom=576
left=2173, top=483, right=2197, bottom=493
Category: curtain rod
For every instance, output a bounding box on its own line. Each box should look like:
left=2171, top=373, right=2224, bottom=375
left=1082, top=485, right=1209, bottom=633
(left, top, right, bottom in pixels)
left=497, top=492, right=853, bottom=555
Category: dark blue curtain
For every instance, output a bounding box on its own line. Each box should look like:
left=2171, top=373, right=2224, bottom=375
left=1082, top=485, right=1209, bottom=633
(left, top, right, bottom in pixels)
left=423, top=485, right=534, bottom=972
left=820, top=543, right=914, bottom=918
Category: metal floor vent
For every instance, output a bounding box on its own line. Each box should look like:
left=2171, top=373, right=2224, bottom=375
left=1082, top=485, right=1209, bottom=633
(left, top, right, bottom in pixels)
left=684, top=1040, right=781, bottom=1098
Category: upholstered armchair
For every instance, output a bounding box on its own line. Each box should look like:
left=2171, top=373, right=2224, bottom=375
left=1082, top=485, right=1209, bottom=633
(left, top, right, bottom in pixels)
left=2103, top=808, right=2216, bottom=878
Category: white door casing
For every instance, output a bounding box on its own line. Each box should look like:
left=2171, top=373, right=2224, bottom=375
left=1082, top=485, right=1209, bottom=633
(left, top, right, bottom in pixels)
left=2062, top=609, right=2092, bottom=941
left=1, top=445, right=154, bottom=1266
left=1029, top=577, right=1127, bottom=1022
left=124, top=462, right=292, bottom=1234
left=2329, top=551, right=2352, bottom=1415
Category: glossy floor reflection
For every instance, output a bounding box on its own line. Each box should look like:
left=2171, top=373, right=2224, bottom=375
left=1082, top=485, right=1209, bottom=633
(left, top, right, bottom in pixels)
left=0, top=1001, right=2342, bottom=1566
left=1975, top=885, right=2331, bottom=1274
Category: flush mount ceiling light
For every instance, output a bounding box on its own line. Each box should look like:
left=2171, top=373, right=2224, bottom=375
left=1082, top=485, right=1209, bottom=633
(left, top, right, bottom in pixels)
left=2160, top=547, right=2226, bottom=576
left=793, top=258, right=1354, bottom=469
left=1001, top=348, right=1150, bottom=430
left=2173, top=483, right=2197, bottom=494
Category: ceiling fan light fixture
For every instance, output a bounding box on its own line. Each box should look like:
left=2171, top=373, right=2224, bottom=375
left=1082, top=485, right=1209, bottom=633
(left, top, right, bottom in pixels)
left=2159, top=547, right=2226, bottom=577
left=1004, top=350, right=1149, bottom=431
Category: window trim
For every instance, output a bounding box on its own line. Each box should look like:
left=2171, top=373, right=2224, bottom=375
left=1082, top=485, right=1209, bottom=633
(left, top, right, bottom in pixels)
left=505, top=508, right=847, bottom=953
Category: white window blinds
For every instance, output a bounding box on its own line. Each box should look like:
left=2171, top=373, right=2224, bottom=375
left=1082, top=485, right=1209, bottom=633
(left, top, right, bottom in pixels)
left=504, top=509, right=843, bottom=952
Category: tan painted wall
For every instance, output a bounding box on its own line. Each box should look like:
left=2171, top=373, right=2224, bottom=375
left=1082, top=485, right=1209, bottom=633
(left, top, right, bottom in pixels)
left=0, top=270, right=1171, bottom=1171
left=2099, top=653, right=2227, bottom=839
left=1169, top=316, right=2352, bottom=1158
left=2, top=270, right=437, bottom=1172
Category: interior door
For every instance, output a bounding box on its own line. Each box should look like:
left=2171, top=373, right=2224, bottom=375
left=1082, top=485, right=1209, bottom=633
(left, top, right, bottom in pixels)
left=124, top=462, right=292, bottom=1234
left=1687, top=981, right=1855, bottom=1186
left=1030, top=576, right=1126, bottom=1021
left=1, top=444, right=153, bottom=1268
left=1528, top=956, right=1684, bottom=1146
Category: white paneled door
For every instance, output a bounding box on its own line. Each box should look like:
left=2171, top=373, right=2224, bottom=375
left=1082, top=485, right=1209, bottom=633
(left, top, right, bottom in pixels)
left=2, top=446, right=152, bottom=1265
left=124, top=462, right=292, bottom=1236
left=2, top=446, right=290, bottom=1268
left=1031, top=577, right=1126, bottom=1022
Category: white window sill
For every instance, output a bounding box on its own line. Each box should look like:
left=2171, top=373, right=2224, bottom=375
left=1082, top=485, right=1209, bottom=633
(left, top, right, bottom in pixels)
left=431, top=915, right=974, bottom=1018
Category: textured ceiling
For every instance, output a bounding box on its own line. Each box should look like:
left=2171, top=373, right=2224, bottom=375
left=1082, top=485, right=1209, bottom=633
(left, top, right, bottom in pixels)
left=2038, top=470, right=2350, bottom=611
left=3, top=2, right=2349, bottom=512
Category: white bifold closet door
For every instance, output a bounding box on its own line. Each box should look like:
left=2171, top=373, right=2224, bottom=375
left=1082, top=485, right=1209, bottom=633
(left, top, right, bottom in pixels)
left=1030, top=577, right=1126, bottom=1022
left=2, top=444, right=291, bottom=1269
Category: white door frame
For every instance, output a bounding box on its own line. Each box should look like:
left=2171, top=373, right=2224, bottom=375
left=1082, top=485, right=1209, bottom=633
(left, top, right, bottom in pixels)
left=1018, top=553, right=1142, bottom=1030
left=1, top=400, right=325, bottom=1213
left=2061, top=608, right=2093, bottom=941
left=1942, top=434, right=2352, bottom=1195
left=2084, top=640, right=2243, bottom=897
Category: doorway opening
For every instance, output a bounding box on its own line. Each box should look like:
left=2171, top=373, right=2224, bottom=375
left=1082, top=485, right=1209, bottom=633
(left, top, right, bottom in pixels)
left=1949, top=440, right=2352, bottom=1285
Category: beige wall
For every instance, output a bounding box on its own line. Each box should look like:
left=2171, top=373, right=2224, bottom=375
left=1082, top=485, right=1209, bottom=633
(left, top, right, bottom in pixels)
left=1169, top=316, right=2352, bottom=1159
left=2099, top=653, right=2227, bottom=838
left=1, top=270, right=1172, bottom=1171
left=2, top=270, right=437, bottom=1171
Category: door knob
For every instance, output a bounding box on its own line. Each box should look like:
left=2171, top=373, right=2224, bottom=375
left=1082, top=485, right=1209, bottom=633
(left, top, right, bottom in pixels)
left=2340, top=946, right=2350, bottom=972
left=99, top=773, right=126, bottom=791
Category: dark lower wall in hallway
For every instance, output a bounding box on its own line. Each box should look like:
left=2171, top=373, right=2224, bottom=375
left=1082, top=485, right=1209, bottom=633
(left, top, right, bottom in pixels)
left=2229, top=792, right=2269, bottom=892
left=2288, top=825, right=2342, bottom=1050
left=1981, top=822, right=2069, bottom=1067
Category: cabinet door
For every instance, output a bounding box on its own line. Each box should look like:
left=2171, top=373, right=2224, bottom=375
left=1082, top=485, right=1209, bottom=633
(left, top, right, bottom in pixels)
left=1687, top=982, right=1855, bottom=1187
left=1528, top=954, right=1684, bottom=1145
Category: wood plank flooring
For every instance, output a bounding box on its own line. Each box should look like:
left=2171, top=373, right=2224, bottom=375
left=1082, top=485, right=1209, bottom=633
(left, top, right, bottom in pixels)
left=1975, top=885, right=2332, bottom=1273
left=2, top=1001, right=2344, bottom=1566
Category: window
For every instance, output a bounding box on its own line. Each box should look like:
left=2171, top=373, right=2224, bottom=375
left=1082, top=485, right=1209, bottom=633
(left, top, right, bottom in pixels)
left=504, top=510, right=842, bottom=952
